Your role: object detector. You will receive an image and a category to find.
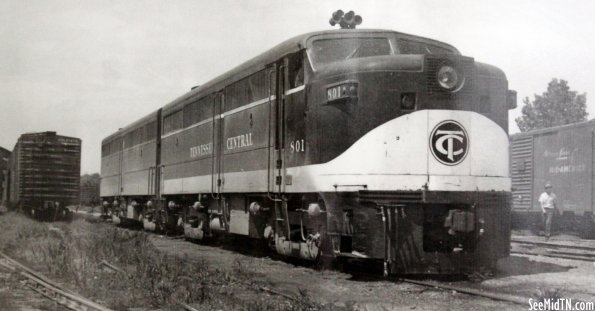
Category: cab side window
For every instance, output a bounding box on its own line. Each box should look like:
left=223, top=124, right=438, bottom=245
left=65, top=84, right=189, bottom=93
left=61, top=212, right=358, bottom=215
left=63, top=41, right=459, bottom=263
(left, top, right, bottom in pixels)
left=287, top=52, right=304, bottom=88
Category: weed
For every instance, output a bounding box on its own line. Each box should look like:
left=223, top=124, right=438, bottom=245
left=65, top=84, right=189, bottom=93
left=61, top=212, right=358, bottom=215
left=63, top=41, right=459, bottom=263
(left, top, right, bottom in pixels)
left=0, top=212, right=332, bottom=310
left=535, top=286, right=564, bottom=301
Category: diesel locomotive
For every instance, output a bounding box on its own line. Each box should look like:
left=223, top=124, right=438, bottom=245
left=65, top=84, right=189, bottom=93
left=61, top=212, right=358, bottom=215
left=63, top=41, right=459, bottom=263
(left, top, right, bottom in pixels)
left=101, top=28, right=516, bottom=274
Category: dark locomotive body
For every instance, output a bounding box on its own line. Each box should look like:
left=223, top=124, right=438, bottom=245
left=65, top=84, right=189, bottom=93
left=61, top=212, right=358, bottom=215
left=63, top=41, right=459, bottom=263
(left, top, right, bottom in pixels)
left=101, top=29, right=514, bottom=274
left=4, top=132, right=81, bottom=220
left=511, top=122, right=595, bottom=238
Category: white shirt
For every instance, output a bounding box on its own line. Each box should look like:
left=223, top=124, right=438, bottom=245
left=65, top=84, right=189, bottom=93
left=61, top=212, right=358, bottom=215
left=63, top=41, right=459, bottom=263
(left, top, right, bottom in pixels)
left=538, top=192, right=557, bottom=211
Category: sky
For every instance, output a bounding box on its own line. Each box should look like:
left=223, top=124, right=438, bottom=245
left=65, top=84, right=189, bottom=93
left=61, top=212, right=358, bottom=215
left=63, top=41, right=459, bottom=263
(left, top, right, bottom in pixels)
left=1, top=0, right=594, bottom=174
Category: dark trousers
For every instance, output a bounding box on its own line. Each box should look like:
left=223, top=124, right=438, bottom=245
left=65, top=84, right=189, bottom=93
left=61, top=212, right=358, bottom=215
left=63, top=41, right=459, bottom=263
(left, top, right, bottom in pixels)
left=542, top=208, right=554, bottom=237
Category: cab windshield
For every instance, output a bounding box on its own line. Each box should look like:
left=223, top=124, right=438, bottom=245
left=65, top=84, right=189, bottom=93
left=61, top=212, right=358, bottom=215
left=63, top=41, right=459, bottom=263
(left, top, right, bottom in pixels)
left=309, top=37, right=392, bottom=68
left=397, top=39, right=457, bottom=55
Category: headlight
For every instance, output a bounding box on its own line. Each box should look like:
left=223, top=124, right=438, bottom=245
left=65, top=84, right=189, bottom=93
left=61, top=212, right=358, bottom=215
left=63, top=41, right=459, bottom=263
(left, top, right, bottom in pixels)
left=436, top=65, right=464, bottom=92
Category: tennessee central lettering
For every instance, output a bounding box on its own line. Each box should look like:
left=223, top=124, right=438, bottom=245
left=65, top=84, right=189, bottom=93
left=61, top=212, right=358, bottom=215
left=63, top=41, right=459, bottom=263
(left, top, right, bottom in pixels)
left=227, top=133, right=253, bottom=150
left=190, top=142, right=212, bottom=158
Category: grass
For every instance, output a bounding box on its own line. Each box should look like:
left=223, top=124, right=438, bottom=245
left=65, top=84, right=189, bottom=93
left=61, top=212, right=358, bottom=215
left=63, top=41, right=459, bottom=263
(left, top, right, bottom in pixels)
left=534, top=286, right=564, bottom=301
left=0, top=212, right=334, bottom=310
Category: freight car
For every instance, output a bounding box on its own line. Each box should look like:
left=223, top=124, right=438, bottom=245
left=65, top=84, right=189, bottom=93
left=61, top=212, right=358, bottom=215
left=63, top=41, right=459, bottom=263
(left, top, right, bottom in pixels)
left=5, top=132, right=81, bottom=220
left=0, top=146, right=10, bottom=207
left=101, top=27, right=516, bottom=275
left=511, top=121, right=595, bottom=238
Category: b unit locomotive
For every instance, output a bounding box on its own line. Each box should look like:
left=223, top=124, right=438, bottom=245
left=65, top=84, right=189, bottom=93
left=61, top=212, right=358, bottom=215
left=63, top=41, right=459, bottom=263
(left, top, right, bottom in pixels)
left=4, top=132, right=81, bottom=220
left=101, top=28, right=516, bottom=275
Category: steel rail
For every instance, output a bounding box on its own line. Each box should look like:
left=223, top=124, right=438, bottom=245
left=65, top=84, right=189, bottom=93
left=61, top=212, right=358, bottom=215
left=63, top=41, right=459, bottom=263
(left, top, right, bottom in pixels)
left=511, top=250, right=595, bottom=262
left=0, top=251, right=112, bottom=311
left=511, top=239, right=595, bottom=252
left=401, top=278, right=528, bottom=306
left=511, top=239, right=595, bottom=261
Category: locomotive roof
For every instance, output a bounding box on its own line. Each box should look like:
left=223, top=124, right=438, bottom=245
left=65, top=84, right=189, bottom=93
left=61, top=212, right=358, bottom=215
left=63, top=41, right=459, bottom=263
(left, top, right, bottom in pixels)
left=102, top=110, right=159, bottom=144
left=103, top=29, right=458, bottom=143
left=162, top=29, right=458, bottom=112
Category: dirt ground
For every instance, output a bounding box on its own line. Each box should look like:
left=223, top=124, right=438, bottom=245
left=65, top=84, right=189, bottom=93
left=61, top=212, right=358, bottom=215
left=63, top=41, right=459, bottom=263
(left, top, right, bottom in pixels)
left=151, top=236, right=524, bottom=310
left=149, top=230, right=595, bottom=310
left=2, top=211, right=594, bottom=310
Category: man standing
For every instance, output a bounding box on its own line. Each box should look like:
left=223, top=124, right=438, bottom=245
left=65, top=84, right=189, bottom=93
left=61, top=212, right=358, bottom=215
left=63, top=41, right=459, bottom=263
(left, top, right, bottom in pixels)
left=538, top=183, right=557, bottom=239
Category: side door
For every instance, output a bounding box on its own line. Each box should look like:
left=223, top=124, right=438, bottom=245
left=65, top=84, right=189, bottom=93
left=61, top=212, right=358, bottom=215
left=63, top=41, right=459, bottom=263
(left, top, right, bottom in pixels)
left=270, top=51, right=307, bottom=194
left=118, top=137, right=124, bottom=196
left=283, top=51, right=308, bottom=176
left=212, top=92, right=225, bottom=196
left=267, top=65, right=278, bottom=194
left=272, top=61, right=287, bottom=194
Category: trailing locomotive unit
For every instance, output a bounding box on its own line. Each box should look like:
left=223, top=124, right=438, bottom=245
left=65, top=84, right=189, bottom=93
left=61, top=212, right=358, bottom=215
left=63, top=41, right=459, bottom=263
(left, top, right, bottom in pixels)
left=101, top=28, right=516, bottom=274
left=5, top=132, right=81, bottom=220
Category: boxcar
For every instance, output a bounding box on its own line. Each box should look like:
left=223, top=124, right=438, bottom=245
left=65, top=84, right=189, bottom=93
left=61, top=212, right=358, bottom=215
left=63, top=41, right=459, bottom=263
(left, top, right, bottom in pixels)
left=102, top=28, right=516, bottom=275
left=0, top=146, right=10, bottom=207
left=5, top=132, right=81, bottom=220
left=511, top=121, right=595, bottom=237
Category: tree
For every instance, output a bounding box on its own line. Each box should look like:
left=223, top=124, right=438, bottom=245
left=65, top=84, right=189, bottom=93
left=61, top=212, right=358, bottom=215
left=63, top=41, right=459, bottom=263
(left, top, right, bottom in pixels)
left=80, top=173, right=100, bottom=206
left=516, top=79, right=588, bottom=132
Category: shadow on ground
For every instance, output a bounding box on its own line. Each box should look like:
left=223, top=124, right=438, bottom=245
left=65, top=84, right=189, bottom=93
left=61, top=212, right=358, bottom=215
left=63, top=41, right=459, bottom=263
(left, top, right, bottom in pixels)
left=495, top=255, right=574, bottom=277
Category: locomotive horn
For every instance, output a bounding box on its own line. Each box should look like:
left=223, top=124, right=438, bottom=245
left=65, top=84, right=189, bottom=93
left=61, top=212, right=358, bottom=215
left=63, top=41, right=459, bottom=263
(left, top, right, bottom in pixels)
left=341, top=10, right=355, bottom=28
left=333, top=9, right=344, bottom=19
left=344, top=10, right=355, bottom=23
left=343, top=11, right=362, bottom=29
left=339, top=19, right=348, bottom=29
left=329, top=10, right=363, bottom=29
left=329, top=9, right=344, bottom=26
left=354, top=15, right=363, bottom=26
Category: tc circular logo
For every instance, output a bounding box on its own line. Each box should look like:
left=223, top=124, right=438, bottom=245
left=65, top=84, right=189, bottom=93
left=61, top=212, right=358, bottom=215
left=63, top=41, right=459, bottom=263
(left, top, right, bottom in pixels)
left=430, top=120, right=469, bottom=166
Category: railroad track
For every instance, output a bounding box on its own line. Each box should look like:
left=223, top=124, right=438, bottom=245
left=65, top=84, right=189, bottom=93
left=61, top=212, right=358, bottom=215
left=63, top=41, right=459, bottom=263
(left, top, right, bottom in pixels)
left=400, top=278, right=527, bottom=306
left=511, top=238, right=595, bottom=262
left=0, top=251, right=112, bottom=311
left=80, top=213, right=589, bottom=308
left=83, top=213, right=534, bottom=307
